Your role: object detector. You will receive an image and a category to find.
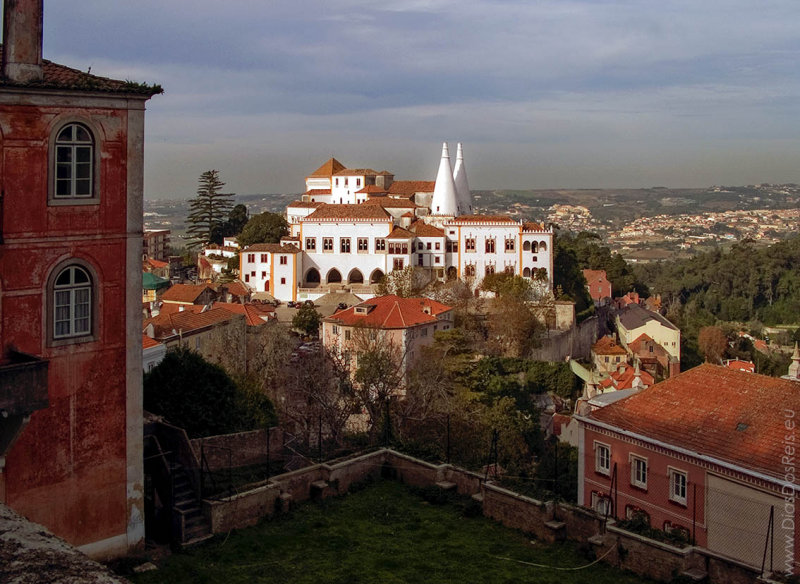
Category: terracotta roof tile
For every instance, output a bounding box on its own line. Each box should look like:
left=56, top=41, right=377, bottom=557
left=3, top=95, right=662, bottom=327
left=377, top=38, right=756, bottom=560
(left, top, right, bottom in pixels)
left=592, top=336, right=627, bottom=355
left=361, top=198, right=418, bottom=209
left=210, top=302, right=275, bottom=326
left=522, top=221, right=548, bottom=231
left=588, top=364, right=800, bottom=479
left=450, top=215, right=518, bottom=224
left=325, top=295, right=452, bottom=329
left=387, top=226, right=415, bottom=239
left=388, top=181, right=435, bottom=195
left=307, top=158, right=346, bottom=178
left=160, top=283, right=216, bottom=304
left=356, top=185, right=388, bottom=194
left=582, top=269, right=608, bottom=282
left=144, top=257, right=168, bottom=269
left=411, top=221, right=445, bottom=237
left=142, top=334, right=161, bottom=349
left=598, top=365, right=654, bottom=390
left=305, top=189, right=332, bottom=196
left=333, top=168, right=381, bottom=176
left=0, top=47, right=161, bottom=96
left=243, top=243, right=301, bottom=253
left=304, top=204, right=391, bottom=221
left=288, top=200, right=325, bottom=208
left=143, top=307, right=243, bottom=340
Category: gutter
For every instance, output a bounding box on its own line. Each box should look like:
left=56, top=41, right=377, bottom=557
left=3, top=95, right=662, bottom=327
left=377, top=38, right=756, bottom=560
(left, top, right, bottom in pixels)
left=575, top=414, right=797, bottom=492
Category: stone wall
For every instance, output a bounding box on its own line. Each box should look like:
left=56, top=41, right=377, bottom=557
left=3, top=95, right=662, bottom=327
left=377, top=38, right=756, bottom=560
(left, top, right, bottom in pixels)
left=190, top=427, right=285, bottom=471
left=530, top=312, right=607, bottom=362
left=201, top=449, right=764, bottom=583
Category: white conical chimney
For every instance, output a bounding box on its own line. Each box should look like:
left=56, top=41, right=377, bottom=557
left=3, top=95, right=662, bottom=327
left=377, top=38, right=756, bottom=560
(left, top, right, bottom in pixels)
left=453, top=142, right=472, bottom=215
left=786, top=342, right=800, bottom=381
left=430, top=142, right=458, bottom=216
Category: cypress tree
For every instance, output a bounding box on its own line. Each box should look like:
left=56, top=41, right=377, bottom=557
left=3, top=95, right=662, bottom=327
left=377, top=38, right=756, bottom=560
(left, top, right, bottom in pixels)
left=186, top=170, right=235, bottom=247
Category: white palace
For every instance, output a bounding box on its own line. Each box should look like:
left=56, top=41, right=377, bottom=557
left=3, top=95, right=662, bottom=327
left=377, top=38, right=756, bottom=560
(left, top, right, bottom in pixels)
left=239, top=143, right=554, bottom=303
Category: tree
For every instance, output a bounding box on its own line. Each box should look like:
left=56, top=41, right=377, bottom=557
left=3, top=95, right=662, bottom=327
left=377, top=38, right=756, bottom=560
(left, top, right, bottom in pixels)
left=698, top=326, right=728, bottom=364
left=376, top=266, right=430, bottom=297
left=238, top=212, right=289, bottom=247
left=224, top=204, right=249, bottom=237
left=143, top=346, right=275, bottom=437
left=186, top=170, right=235, bottom=248
left=292, top=304, right=322, bottom=336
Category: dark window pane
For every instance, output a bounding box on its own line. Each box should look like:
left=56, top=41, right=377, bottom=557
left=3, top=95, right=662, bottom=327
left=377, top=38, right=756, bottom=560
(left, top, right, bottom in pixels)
left=76, top=162, right=91, bottom=179
left=75, top=126, right=91, bottom=142
left=76, top=147, right=91, bottom=163
left=57, top=127, right=73, bottom=141
left=56, top=146, right=72, bottom=163
left=56, top=163, right=71, bottom=179
left=75, top=180, right=91, bottom=195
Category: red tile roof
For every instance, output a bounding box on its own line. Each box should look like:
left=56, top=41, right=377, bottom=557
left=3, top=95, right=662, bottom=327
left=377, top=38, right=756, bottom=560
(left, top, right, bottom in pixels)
left=333, top=168, right=382, bottom=176
left=522, top=222, right=548, bottom=231
left=355, top=186, right=387, bottom=194
left=143, top=307, right=243, bottom=340
left=160, top=283, right=215, bottom=304
left=725, top=359, right=756, bottom=373
left=362, top=198, right=418, bottom=209
left=210, top=302, right=275, bottom=326
left=583, top=269, right=608, bottom=283
left=220, top=281, right=250, bottom=297
left=142, top=334, right=161, bottom=349
left=592, top=336, right=627, bottom=355
left=387, top=226, right=415, bottom=239
left=411, top=221, right=445, bottom=237
left=305, top=204, right=391, bottom=221
left=450, top=215, right=518, bottom=224
left=388, top=181, right=435, bottom=195
left=0, top=47, right=162, bottom=96
left=156, top=303, right=204, bottom=316
left=288, top=200, right=325, bottom=208
left=598, top=364, right=654, bottom=391
left=305, top=189, right=332, bottom=196
left=588, top=364, right=800, bottom=479
left=144, top=257, right=168, bottom=269
left=325, top=295, right=452, bottom=329
left=242, top=243, right=301, bottom=253
left=307, top=158, right=346, bottom=178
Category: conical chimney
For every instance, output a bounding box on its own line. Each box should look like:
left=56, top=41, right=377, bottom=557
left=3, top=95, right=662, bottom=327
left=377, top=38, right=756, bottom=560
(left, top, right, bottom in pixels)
left=453, top=143, right=472, bottom=215
left=430, top=142, right=458, bottom=216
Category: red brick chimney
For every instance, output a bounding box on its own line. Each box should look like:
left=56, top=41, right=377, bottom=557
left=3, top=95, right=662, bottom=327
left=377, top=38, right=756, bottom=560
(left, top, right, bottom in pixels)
left=2, top=0, right=43, bottom=83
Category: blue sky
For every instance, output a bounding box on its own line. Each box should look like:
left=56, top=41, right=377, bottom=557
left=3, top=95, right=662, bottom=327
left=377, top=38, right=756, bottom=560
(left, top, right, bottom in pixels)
left=36, top=1, right=800, bottom=198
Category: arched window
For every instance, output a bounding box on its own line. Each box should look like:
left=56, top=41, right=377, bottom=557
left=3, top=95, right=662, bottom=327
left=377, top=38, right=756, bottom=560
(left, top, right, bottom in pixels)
left=54, top=123, right=95, bottom=199
left=539, top=241, right=547, bottom=252
left=523, top=241, right=531, bottom=251
left=53, top=265, right=93, bottom=340
left=532, top=241, right=539, bottom=253
left=348, top=269, right=364, bottom=284
left=327, top=268, right=342, bottom=283
left=305, top=268, right=321, bottom=285
left=370, top=269, right=385, bottom=284
left=523, top=267, right=531, bottom=278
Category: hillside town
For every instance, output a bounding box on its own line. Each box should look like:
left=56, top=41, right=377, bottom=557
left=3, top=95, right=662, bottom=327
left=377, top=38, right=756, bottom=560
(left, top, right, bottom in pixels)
left=3, top=3, right=800, bottom=584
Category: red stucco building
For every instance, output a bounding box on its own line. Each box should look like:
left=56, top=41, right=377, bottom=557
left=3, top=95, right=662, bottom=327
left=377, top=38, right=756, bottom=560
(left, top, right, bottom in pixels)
left=0, top=0, right=160, bottom=558
left=577, top=364, right=800, bottom=572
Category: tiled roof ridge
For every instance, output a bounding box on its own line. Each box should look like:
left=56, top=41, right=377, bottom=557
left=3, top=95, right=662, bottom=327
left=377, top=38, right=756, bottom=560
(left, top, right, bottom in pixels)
left=0, top=46, right=162, bottom=96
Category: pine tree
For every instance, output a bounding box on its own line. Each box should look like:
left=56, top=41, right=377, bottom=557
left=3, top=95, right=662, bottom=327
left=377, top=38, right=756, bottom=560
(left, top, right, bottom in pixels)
left=185, top=170, right=235, bottom=247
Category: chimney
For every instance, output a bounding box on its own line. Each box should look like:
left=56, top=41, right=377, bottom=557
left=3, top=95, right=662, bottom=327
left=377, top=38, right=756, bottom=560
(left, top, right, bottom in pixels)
left=2, top=0, right=44, bottom=83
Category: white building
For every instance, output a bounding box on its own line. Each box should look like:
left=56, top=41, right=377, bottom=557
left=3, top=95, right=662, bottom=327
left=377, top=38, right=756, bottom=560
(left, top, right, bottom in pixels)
left=241, top=143, right=554, bottom=302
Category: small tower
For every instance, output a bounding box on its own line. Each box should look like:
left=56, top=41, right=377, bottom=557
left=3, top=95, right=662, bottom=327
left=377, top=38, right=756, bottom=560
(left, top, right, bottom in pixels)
left=453, top=142, right=472, bottom=215
left=430, top=142, right=458, bottom=216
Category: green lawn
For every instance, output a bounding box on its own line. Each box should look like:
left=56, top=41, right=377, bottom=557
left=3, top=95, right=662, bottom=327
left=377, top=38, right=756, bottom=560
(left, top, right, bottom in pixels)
left=130, top=480, right=653, bottom=584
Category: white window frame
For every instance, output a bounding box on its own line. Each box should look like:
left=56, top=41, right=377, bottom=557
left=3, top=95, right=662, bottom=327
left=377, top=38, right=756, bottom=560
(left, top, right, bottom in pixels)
left=49, top=263, right=96, bottom=345
left=594, top=442, right=611, bottom=476
left=669, top=467, right=687, bottom=505
left=51, top=122, right=97, bottom=203
left=630, top=455, right=648, bottom=489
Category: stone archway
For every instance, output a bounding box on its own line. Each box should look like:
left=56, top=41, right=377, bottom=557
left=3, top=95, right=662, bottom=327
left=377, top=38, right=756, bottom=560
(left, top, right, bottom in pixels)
left=370, top=269, right=385, bottom=284
left=348, top=268, right=364, bottom=284
left=327, top=268, right=342, bottom=283
left=305, top=267, right=321, bottom=285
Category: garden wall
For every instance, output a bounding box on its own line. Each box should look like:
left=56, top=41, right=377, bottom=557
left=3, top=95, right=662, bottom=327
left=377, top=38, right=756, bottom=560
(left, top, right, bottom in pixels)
left=201, top=449, right=763, bottom=583
left=190, top=427, right=285, bottom=471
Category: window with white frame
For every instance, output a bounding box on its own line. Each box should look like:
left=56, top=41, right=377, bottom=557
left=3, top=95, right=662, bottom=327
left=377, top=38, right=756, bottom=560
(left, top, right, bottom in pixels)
left=54, top=123, right=94, bottom=199
left=375, top=238, right=386, bottom=251
left=591, top=492, right=611, bottom=516
left=53, top=265, right=93, bottom=340
left=323, top=237, right=333, bottom=251
left=305, top=238, right=316, bottom=250
left=595, top=442, right=611, bottom=475
left=669, top=469, right=687, bottom=505
left=465, top=238, right=476, bottom=252
left=358, top=238, right=368, bottom=252
left=341, top=238, right=351, bottom=253
left=631, top=456, right=648, bottom=489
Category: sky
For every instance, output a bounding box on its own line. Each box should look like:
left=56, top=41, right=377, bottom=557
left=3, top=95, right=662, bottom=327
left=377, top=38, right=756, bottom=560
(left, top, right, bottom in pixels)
left=34, top=1, right=800, bottom=198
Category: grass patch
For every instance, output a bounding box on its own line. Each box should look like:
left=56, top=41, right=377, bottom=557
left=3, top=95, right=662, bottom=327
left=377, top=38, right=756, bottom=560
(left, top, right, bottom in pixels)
left=129, top=480, right=653, bottom=584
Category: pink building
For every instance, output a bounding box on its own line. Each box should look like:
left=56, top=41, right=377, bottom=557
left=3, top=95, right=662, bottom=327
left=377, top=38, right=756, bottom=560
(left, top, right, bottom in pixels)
left=577, top=364, right=800, bottom=572
left=321, top=295, right=453, bottom=375
left=583, top=269, right=611, bottom=306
